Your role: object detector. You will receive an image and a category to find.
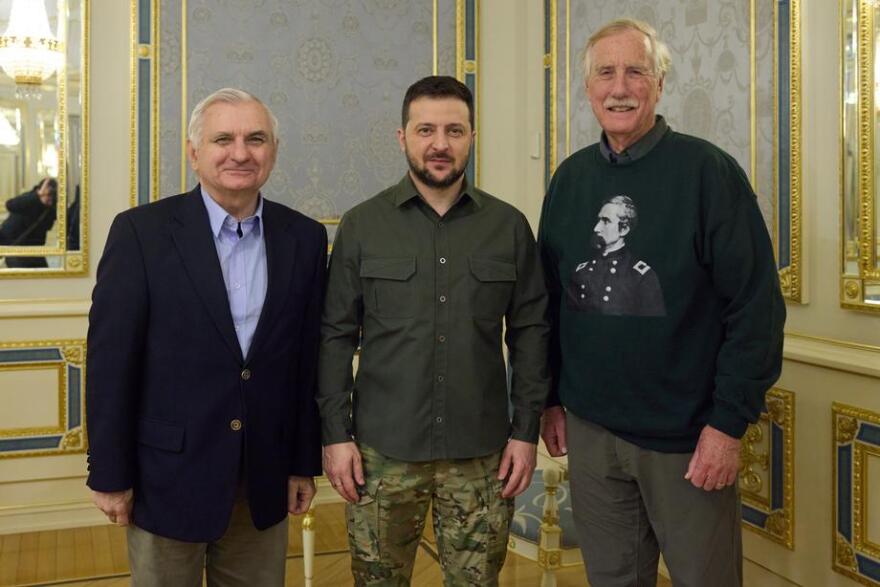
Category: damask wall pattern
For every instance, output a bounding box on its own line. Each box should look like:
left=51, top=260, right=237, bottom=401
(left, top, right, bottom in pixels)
left=145, top=0, right=464, bottom=219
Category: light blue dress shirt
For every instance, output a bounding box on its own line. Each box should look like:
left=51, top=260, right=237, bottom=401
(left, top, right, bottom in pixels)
left=201, top=189, right=268, bottom=358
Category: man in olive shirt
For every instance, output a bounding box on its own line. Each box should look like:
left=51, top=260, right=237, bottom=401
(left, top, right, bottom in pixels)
left=318, top=76, right=550, bottom=586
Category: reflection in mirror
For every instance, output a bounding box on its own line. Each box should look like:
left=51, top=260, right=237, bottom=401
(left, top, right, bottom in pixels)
left=841, top=0, right=880, bottom=310
left=0, top=0, right=87, bottom=275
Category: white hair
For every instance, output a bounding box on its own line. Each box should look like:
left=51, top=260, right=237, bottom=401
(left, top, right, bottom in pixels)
left=582, top=18, right=672, bottom=82
left=187, top=87, right=279, bottom=145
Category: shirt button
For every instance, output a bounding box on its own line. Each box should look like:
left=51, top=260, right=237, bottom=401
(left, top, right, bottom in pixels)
left=233, top=282, right=241, bottom=289
left=438, top=335, right=446, bottom=343
left=605, top=286, right=612, bottom=292
left=580, top=284, right=585, bottom=290
left=612, top=260, right=618, bottom=266
left=437, top=375, right=445, bottom=382
left=439, top=257, right=447, bottom=264
left=230, top=419, right=242, bottom=431
left=610, top=268, right=617, bottom=274
left=580, top=294, right=585, bottom=299
left=439, top=295, right=447, bottom=303
left=435, top=416, right=443, bottom=423
left=603, top=296, right=609, bottom=302
left=241, top=369, right=252, bottom=380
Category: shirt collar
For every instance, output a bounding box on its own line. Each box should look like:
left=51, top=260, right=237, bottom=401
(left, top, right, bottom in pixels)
left=390, top=173, right=483, bottom=209
left=599, top=115, right=669, bottom=165
left=200, top=187, right=263, bottom=238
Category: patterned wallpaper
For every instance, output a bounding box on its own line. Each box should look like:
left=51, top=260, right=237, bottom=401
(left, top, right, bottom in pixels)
left=154, top=0, right=458, bottom=219
left=552, top=0, right=777, bottom=236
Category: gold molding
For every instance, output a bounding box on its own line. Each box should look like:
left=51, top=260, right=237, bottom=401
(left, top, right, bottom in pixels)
left=841, top=0, right=880, bottom=313
left=548, top=0, right=557, bottom=174
left=785, top=330, right=880, bottom=353
left=788, top=0, right=803, bottom=303
left=129, top=0, right=138, bottom=208
left=740, top=387, right=795, bottom=549
left=1, top=0, right=90, bottom=278
left=832, top=402, right=880, bottom=585
left=0, top=339, right=87, bottom=459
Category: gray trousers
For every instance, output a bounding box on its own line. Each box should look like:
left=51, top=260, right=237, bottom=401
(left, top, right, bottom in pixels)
left=126, top=498, right=289, bottom=587
left=566, top=413, right=742, bottom=587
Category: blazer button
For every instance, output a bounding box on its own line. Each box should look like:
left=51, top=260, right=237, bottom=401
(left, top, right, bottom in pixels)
left=230, top=419, right=242, bottom=431
left=241, top=369, right=251, bottom=381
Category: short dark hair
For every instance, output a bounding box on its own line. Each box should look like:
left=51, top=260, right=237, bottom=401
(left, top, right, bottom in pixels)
left=401, top=76, right=474, bottom=129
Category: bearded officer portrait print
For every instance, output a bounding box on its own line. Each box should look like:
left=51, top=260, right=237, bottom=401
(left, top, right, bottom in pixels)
left=566, top=195, right=666, bottom=317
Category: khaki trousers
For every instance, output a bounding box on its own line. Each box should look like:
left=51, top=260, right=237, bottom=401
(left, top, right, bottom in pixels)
left=126, top=498, right=289, bottom=587
left=566, top=413, right=742, bottom=587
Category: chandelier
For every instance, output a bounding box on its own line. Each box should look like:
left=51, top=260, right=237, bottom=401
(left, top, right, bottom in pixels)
left=0, top=0, right=64, bottom=87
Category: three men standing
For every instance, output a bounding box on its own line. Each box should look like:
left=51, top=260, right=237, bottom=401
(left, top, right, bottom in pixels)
left=540, top=19, right=785, bottom=587
left=318, top=76, right=550, bottom=586
left=86, top=89, right=326, bottom=585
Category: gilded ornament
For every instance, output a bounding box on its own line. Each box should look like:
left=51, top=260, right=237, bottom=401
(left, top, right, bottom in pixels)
left=66, top=255, right=83, bottom=270
left=538, top=547, right=562, bottom=569
left=464, top=60, right=476, bottom=74
left=62, top=345, right=83, bottom=365
left=836, top=416, right=859, bottom=444
left=302, top=510, right=315, bottom=531
left=541, top=514, right=560, bottom=527
left=766, top=398, right=785, bottom=425
left=779, top=267, right=791, bottom=296
left=845, top=280, right=860, bottom=300
left=836, top=535, right=858, bottom=570
left=60, top=428, right=82, bottom=450
left=765, top=512, right=788, bottom=537
left=543, top=53, right=552, bottom=68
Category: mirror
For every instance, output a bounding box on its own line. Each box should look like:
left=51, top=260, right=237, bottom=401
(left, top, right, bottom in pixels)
left=841, top=0, right=880, bottom=311
left=0, top=0, right=88, bottom=276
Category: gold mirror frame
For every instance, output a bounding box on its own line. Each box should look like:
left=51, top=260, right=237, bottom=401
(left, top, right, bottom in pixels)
left=841, top=0, right=880, bottom=312
left=0, top=0, right=89, bottom=278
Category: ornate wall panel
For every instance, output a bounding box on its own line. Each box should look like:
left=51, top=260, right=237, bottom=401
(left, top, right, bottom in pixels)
left=834, top=402, right=880, bottom=585
left=0, top=340, right=86, bottom=459
left=738, top=387, right=795, bottom=549
left=131, top=0, right=479, bottom=230
left=545, top=0, right=802, bottom=301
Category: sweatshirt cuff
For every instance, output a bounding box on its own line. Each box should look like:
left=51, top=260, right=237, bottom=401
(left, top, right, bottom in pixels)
left=707, top=406, right=750, bottom=440
left=510, top=409, right=541, bottom=444
left=321, top=416, right=354, bottom=446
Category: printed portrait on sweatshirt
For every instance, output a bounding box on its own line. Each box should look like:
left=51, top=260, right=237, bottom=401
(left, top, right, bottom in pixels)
left=566, top=194, right=666, bottom=317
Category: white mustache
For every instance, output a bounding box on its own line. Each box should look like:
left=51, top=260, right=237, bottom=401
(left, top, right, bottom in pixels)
left=604, top=99, right=638, bottom=109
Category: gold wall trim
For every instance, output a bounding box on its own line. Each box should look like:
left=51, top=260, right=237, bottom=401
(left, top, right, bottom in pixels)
left=0, top=339, right=86, bottom=460
left=788, top=0, right=803, bottom=302
left=750, top=0, right=757, bottom=186
left=786, top=331, right=880, bottom=354
left=151, top=0, right=160, bottom=203
left=784, top=332, right=880, bottom=379
left=129, top=0, right=138, bottom=208
left=0, top=298, right=90, bottom=318
left=832, top=402, right=880, bottom=585
left=740, top=387, right=795, bottom=549
left=552, top=1, right=557, bottom=164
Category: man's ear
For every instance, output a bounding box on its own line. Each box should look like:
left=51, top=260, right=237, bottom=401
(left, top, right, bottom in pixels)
left=186, top=140, right=198, bottom=170
left=657, top=75, right=664, bottom=97
left=397, top=128, right=406, bottom=152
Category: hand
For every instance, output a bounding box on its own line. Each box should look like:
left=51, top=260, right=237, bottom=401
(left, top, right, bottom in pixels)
left=288, top=476, right=316, bottom=515
left=497, top=439, right=537, bottom=498
left=540, top=406, right=568, bottom=456
left=36, top=179, right=53, bottom=206
left=684, top=425, right=741, bottom=491
left=322, top=442, right=364, bottom=503
left=92, top=489, right=134, bottom=526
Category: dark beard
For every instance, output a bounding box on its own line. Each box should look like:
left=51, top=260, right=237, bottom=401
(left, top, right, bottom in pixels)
left=406, top=152, right=468, bottom=189
left=590, top=234, right=606, bottom=250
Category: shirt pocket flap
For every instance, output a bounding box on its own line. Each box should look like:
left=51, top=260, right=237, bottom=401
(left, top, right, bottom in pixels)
left=360, top=257, right=416, bottom=281
left=469, top=256, right=517, bottom=282
left=136, top=418, right=185, bottom=453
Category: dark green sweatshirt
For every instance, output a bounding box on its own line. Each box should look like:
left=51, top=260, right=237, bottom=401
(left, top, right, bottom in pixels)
left=538, top=125, right=786, bottom=453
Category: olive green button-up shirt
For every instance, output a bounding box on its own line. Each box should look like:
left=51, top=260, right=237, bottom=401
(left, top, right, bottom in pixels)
left=317, top=174, right=550, bottom=462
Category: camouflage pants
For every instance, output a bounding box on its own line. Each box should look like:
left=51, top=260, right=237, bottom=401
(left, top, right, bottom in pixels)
left=347, top=444, right=513, bottom=587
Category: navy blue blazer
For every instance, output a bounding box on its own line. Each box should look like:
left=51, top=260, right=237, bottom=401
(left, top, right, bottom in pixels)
left=86, top=187, right=326, bottom=542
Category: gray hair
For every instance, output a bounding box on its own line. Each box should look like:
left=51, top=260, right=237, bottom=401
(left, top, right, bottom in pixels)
left=602, top=194, right=638, bottom=231
left=187, top=88, right=279, bottom=146
left=582, top=18, right=671, bottom=82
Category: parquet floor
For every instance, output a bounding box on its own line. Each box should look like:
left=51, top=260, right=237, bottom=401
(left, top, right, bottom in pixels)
left=0, top=502, right=673, bottom=586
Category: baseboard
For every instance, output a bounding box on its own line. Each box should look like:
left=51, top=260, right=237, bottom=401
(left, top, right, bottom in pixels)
left=0, top=500, right=107, bottom=535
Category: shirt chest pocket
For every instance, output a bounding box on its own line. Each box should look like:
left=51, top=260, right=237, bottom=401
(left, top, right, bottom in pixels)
left=360, top=257, right=417, bottom=318
left=468, top=256, right=516, bottom=319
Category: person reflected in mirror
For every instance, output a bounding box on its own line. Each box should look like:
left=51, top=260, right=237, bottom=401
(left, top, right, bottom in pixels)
left=0, top=177, right=58, bottom=268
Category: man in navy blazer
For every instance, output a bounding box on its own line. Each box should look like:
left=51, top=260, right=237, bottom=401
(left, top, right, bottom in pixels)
left=86, top=88, right=326, bottom=585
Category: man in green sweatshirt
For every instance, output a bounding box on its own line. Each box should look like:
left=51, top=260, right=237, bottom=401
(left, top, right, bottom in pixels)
left=539, top=18, right=785, bottom=587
